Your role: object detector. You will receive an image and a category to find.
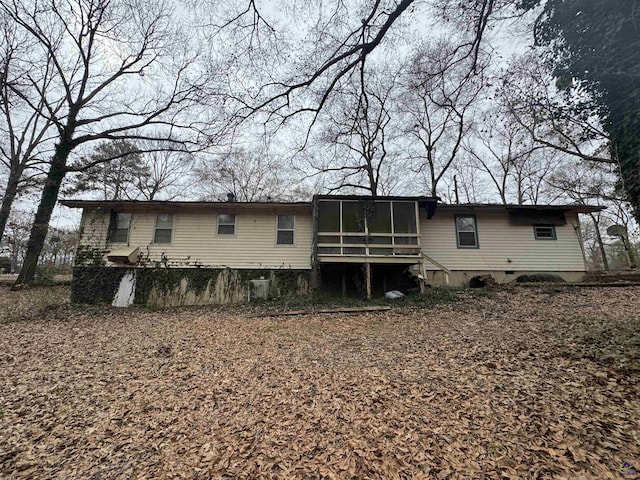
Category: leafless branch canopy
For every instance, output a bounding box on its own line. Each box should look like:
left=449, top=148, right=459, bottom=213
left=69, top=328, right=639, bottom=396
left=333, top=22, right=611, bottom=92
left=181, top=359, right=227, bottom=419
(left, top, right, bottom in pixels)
left=0, top=0, right=220, bottom=164
left=223, top=0, right=512, bottom=130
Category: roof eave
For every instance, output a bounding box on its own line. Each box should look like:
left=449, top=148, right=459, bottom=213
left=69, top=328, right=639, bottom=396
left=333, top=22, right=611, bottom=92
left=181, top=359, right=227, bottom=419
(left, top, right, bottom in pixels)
left=435, top=204, right=605, bottom=214
left=60, top=199, right=313, bottom=212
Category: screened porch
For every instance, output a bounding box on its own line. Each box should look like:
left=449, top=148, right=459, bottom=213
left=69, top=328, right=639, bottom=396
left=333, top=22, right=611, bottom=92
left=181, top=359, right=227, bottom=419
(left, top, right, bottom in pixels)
left=315, top=198, right=423, bottom=262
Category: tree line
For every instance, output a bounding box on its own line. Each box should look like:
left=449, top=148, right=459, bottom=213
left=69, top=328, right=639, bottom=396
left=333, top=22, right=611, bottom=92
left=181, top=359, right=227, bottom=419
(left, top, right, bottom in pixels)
left=0, top=0, right=638, bottom=283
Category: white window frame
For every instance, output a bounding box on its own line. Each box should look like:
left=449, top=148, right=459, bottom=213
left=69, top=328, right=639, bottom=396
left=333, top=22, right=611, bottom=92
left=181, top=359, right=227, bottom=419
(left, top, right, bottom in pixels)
left=109, top=212, right=131, bottom=244
left=153, top=213, right=173, bottom=244
left=217, top=214, right=236, bottom=235
left=276, top=214, right=295, bottom=245
left=455, top=214, right=479, bottom=248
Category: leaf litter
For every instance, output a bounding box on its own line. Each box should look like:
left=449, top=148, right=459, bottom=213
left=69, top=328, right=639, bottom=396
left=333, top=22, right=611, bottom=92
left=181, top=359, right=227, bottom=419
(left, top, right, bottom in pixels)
left=0, top=285, right=638, bottom=479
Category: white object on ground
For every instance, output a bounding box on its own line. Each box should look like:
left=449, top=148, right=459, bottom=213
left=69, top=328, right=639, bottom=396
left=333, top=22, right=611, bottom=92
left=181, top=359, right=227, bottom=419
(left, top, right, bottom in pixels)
left=384, top=290, right=405, bottom=300
left=112, top=270, right=136, bottom=307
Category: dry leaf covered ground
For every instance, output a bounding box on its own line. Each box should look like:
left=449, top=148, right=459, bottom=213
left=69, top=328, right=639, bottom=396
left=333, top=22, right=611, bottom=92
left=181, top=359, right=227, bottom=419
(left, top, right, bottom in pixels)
left=0, top=285, right=639, bottom=479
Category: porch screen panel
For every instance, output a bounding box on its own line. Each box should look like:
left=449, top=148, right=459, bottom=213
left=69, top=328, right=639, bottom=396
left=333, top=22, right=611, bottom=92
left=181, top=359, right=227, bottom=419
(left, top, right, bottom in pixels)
left=342, top=201, right=366, bottom=232
left=318, top=201, right=340, bottom=232
left=393, top=202, right=417, bottom=233
left=368, top=201, right=391, bottom=233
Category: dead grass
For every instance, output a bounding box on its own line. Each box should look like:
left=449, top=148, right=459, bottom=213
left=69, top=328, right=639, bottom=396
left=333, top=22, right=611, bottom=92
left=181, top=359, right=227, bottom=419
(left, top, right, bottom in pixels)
left=0, top=286, right=639, bottom=479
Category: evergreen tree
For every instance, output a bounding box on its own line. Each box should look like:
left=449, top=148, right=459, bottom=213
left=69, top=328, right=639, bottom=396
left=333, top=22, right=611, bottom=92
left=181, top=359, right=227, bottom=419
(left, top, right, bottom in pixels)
left=528, top=0, right=640, bottom=221
left=67, top=140, right=149, bottom=200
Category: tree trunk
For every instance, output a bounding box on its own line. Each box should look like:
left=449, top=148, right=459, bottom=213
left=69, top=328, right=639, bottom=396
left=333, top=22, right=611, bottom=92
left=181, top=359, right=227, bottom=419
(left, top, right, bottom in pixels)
left=0, top=168, right=23, bottom=243
left=589, top=213, right=609, bottom=271
left=14, top=147, right=69, bottom=286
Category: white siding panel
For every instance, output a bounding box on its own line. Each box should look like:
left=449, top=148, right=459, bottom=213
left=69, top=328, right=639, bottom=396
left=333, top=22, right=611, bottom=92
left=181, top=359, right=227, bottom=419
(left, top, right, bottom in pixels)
left=79, top=209, right=312, bottom=269
left=420, top=212, right=586, bottom=272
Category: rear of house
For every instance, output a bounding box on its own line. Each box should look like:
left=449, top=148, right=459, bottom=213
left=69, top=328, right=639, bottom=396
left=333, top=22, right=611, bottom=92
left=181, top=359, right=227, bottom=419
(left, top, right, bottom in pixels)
left=419, top=204, right=592, bottom=286
left=65, top=199, right=313, bottom=306
left=62, top=196, right=600, bottom=306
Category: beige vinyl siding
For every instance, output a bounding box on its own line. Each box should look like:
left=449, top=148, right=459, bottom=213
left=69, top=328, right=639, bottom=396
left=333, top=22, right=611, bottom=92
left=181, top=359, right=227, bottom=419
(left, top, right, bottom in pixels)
left=79, top=209, right=110, bottom=249
left=80, top=209, right=312, bottom=269
left=420, top=211, right=586, bottom=272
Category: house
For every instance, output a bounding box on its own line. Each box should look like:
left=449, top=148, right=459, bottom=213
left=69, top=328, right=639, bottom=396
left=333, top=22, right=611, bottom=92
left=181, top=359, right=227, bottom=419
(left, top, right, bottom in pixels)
left=61, top=196, right=602, bottom=306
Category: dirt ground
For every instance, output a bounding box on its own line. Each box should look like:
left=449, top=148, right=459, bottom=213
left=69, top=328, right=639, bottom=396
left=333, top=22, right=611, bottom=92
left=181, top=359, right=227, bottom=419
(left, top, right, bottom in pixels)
left=0, top=285, right=639, bottom=479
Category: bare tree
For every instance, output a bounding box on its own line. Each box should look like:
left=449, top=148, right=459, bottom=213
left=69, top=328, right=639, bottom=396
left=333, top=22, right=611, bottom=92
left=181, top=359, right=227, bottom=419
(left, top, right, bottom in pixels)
left=41, top=226, right=78, bottom=269
left=548, top=160, right=620, bottom=270
left=199, top=0, right=531, bottom=203
left=464, top=113, right=534, bottom=204
left=400, top=39, right=486, bottom=197
left=3, top=207, right=31, bottom=273
left=309, top=65, right=401, bottom=197
left=1, top=0, right=217, bottom=285
left=210, top=0, right=514, bottom=129
left=463, top=111, right=564, bottom=205
left=195, top=148, right=304, bottom=202
left=0, top=13, right=56, bottom=242
left=135, top=140, right=193, bottom=200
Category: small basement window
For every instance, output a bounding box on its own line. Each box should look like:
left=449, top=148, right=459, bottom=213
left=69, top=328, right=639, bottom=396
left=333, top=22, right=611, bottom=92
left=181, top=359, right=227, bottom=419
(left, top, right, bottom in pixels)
left=533, top=224, right=556, bottom=240
left=455, top=215, right=478, bottom=248
left=154, top=213, right=173, bottom=244
left=276, top=214, right=295, bottom=245
left=108, top=212, right=131, bottom=243
left=217, top=214, right=236, bottom=235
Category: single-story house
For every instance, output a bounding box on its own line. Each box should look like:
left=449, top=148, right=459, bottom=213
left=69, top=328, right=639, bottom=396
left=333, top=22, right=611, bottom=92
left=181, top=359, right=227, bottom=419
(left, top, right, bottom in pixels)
left=61, top=195, right=602, bottom=306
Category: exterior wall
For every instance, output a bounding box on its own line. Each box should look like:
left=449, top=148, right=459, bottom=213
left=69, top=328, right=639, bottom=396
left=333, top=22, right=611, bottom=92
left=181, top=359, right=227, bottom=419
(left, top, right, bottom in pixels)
left=74, top=203, right=592, bottom=294
left=79, top=209, right=110, bottom=249
left=78, top=209, right=313, bottom=269
left=72, top=266, right=310, bottom=307
left=419, top=211, right=587, bottom=274
left=423, top=270, right=585, bottom=287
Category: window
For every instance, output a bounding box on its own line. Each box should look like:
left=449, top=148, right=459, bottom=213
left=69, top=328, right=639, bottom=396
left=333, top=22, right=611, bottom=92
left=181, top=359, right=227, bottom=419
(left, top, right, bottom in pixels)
left=455, top=215, right=478, bottom=248
left=217, top=214, right=236, bottom=235
left=108, top=212, right=131, bottom=243
left=276, top=215, right=295, bottom=245
left=534, top=224, right=556, bottom=240
left=154, top=213, right=173, bottom=244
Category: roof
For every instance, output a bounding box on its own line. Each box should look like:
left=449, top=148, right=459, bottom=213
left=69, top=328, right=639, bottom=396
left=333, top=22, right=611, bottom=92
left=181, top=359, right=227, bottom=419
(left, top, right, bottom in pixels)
left=60, top=199, right=312, bottom=213
left=314, top=194, right=439, bottom=202
left=436, top=203, right=605, bottom=214
left=60, top=198, right=604, bottom=215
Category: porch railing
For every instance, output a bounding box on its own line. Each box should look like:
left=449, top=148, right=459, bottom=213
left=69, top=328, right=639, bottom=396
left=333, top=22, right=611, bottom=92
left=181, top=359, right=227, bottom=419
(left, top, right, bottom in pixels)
left=317, top=232, right=421, bottom=257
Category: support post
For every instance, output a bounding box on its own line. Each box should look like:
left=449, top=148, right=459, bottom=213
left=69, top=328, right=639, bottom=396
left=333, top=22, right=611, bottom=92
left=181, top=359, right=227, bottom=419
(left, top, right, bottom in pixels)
left=365, top=262, right=371, bottom=300
left=420, top=258, right=427, bottom=294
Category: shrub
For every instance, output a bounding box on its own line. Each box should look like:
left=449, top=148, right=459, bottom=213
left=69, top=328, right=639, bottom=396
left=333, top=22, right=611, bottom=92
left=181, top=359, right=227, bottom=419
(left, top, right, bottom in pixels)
left=0, top=256, right=11, bottom=273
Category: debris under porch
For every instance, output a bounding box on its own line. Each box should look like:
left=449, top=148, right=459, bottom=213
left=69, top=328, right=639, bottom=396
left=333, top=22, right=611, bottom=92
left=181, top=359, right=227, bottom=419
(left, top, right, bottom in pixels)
left=317, top=262, right=421, bottom=299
